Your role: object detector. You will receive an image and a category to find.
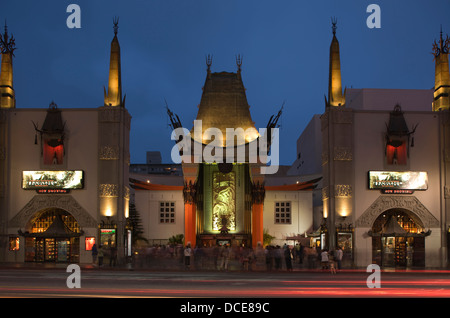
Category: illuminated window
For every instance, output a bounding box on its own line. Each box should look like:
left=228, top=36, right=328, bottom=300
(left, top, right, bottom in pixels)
left=274, top=202, right=291, bottom=224
left=85, top=237, right=96, bottom=251
left=159, top=202, right=175, bottom=224
left=9, top=237, right=19, bottom=251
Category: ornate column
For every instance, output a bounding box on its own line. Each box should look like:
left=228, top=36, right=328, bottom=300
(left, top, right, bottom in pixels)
left=251, top=181, right=265, bottom=248
left=183, top=180, right=197, bottom=247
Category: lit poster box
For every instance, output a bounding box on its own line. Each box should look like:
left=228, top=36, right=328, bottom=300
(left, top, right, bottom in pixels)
left=22, top=170, right=84, bottom=190
left=368, top=171, right=428, bottom=191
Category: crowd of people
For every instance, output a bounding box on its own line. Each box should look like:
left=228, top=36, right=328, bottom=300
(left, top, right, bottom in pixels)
left=121, top=243, right=345, bottom=272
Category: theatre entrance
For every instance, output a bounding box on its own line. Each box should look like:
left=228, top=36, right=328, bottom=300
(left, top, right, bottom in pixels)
left=370, top=209, right=427, bottom=268
left=21, top=208, right=82, bottom=263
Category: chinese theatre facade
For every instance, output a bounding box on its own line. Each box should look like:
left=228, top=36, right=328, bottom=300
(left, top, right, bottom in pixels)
left=319, top=22, right=450, bottom=268
left=150, top=57, right=320, bottom=249
left=0, top=22, right=131, bottom=263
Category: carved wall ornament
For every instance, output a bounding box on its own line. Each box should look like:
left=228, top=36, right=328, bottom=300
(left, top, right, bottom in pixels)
left=251, top=181, right=266, bottom=204
left=445, top=186, right=450, bottom=199
left=99, top=184, right=119, bottom=197
left=333, top=146, right=353, bottom=161
left=99, top=107, right=122, bottom=123
left=183, top=180, right=197, bottom=204
left=123, top=186, right=130, bottom=200
left=9, top=194, right=98, bottom=228
left=322, top=186, right=329, bottom=200
left=355, top=195, right=440, bottom=228
left=334, top=184, right=352, bottom=197
left=99, top=146, right=119, bottom=160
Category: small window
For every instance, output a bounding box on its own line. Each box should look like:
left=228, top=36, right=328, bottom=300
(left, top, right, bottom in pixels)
left=274, top=201, right=291, bottom=224
left=159, top=201, right=175, bottom=224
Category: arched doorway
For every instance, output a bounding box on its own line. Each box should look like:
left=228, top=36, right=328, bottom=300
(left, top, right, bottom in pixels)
left=370, top=209, right=429, bottom=268
left=20, top=208, right=82, bottom=262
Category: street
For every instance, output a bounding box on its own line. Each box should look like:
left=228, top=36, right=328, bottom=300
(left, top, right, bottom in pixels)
left=0, top=267, right=450, bottom=298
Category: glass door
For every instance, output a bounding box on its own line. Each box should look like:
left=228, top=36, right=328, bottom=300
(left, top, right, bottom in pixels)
left=395, top=237, right=407, bottom=267
left=35, top=238, right=45, bottom=262
left=45, top=238, right=55, bottom=261
left=382, top=236, right=395, bottom=267
left=57, top=239, right=70, bottom=262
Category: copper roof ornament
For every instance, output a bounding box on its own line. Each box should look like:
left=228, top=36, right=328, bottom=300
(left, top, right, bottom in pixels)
left=113, top=16, right=119, bottom=36
left=0, top=21, right=16, bottom=55
left=432, top=25, right=450, bottom=59
left=205, top=54, right=212, bottom=72
left=236, top=54, right=243, bottom=72
left=331, top=16, right=337, bottom=36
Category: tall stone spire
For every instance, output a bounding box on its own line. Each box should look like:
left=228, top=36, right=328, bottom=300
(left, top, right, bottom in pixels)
left=0, top=22, right=16, bottom=108
left=432, top=26, right=450, bottom=111
left=326, top=18, right=345, bottom=108
left=104, top=17, right=124, bottom=107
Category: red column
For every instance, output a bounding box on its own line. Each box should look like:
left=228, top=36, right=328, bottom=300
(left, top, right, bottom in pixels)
left=184, top=202, right=196, bottom=247
left=252, top=203, right=264, bottom=248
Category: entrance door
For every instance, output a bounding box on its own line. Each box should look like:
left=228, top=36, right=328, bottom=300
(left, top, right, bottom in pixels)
left=45, top=238, right=56, bottom=262
left=57, top=239, right=70, bottom=262
left=381, top=237, right=395, bottom=267
left=395, top=237, right=407, bottom=267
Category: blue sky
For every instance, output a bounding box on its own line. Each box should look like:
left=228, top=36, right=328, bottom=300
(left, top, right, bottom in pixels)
left=2, top=0, right=449, bottom=165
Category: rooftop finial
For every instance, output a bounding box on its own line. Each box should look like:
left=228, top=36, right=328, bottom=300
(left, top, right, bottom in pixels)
left=432, top=26, right=449, bottom=58
left=331, top=17, right=337, bottom=35
left=113, top=16, right=119, bottom=35
left=206, top=54, right=212, bottom=72
left=236, top=54, right=243, bottom=71
left=0, top=20, right=15, bottom=55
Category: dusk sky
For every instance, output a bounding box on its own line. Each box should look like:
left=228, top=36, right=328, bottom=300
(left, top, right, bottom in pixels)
left=2, top=0, right=449, bottom=165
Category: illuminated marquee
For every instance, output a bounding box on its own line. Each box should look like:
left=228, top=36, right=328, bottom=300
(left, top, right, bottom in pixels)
left=22, top=170, right=84, bottom=190
left=368, top=171, right=428, bottom=191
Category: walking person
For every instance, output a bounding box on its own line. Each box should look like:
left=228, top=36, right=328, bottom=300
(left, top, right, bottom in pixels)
left=91, top=244, right=98, bottom=266
left=274, top=246, right=282, bottom=270
left=184, top=244, right=192, bottom=270
left=219, top=245, right=230, bottom=271
left=284, top=246, right=293, bottom=271
left=335, top=246, right=343, bottom=271
left=320, top=249, right=329, bottom=270
left=98, top=246, right=104, bottom=267
left=109, top=246, right=117, bottom=267
left=329, top=254, right=336, bottom=274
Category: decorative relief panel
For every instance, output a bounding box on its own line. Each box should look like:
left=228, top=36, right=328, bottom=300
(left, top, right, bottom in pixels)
left=99, top=107, right=121, bottom=123
left=99, top=184, right=119, bottom=197
left=333, top=110, right=353, bottom=124
left=99, top=146, right=119, bottom=160
left=334, top=184, right=352, bottom=197
left=212, top=172, right=236, bottom=232
left=333, top=146, right=352, bottom=161
left=123, top=186, right=130, bottom=200
left=445, top=186, right=450, bottom=199
left=322, top=186, right=329, bottom=200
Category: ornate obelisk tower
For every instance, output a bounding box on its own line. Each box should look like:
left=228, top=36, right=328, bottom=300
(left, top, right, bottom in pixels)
left=98, top=18, right=131, bottom=262
left=432, top=27, right=450, bottom=111
left=321, top=19, right=353, bottom=250
left=0, top=23, right=15, bottom=109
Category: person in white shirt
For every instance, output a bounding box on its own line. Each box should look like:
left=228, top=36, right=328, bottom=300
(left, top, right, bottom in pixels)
left=320, top=250, right=329, bottom=270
